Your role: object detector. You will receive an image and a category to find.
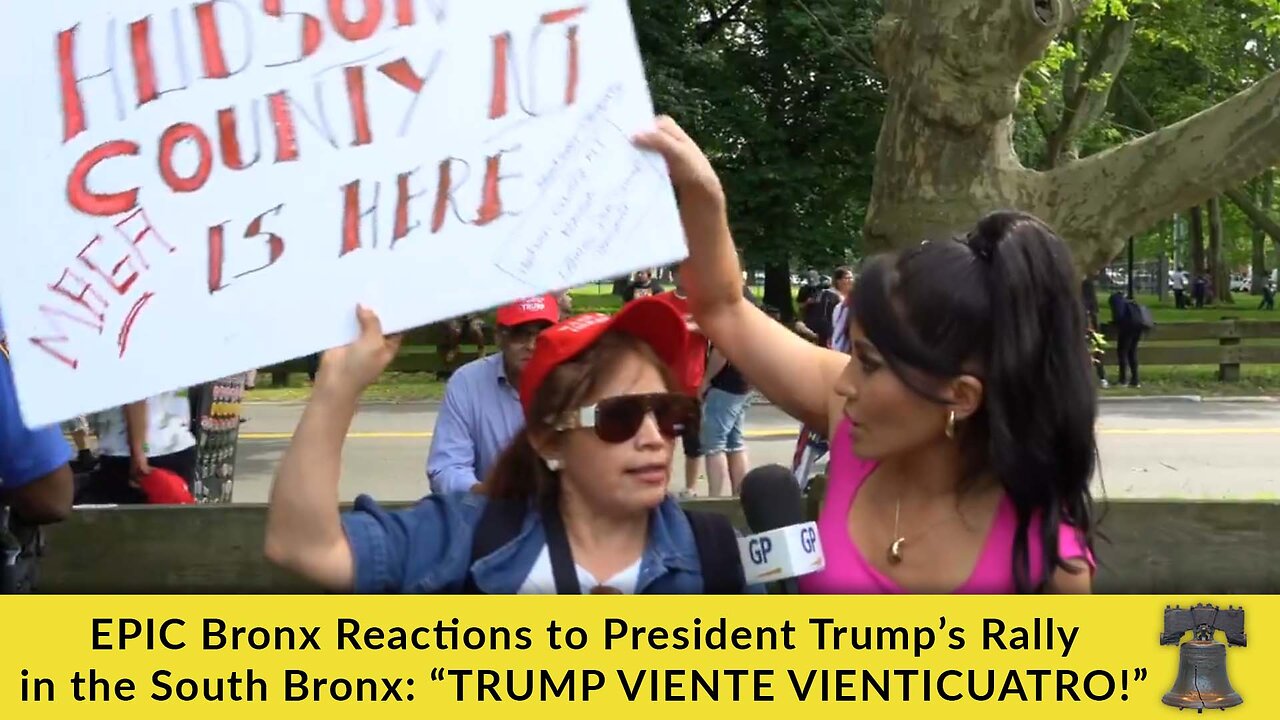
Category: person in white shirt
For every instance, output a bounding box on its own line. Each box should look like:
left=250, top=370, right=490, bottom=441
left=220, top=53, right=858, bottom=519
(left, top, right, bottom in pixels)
left=829, top=266, right=855, bottom=353
left=76, top=391, right=197, bottom=504
left=1171, top=266, right=1187, bottom=309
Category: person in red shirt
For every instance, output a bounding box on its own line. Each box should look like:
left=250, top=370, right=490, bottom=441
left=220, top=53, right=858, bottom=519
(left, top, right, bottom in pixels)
left=651, top=277, right=707, bottom=496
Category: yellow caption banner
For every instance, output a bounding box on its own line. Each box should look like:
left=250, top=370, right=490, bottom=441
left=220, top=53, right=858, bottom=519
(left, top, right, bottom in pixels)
left=0, top=596, right=1273, bottom=718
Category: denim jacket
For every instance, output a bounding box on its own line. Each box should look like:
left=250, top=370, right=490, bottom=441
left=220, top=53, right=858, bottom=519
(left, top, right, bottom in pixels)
left=341, top=493, right=762, bottom=594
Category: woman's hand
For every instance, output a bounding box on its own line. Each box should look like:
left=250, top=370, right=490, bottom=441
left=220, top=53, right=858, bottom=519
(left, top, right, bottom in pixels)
left=633, top=116, right=724, bottom=203
left=315, top=306, right=403, bottom=398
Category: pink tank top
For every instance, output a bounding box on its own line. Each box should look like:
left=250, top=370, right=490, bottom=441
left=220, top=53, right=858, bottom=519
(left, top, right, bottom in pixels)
left=798, top=418, right=1094, bottom=594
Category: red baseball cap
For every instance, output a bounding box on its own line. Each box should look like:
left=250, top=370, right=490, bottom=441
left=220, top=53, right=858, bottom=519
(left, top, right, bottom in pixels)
left=518, top=296, right=690, bottom=415
left=137, top=468, right=195, bottom=505
left=495, top=295, right=560, bottom=327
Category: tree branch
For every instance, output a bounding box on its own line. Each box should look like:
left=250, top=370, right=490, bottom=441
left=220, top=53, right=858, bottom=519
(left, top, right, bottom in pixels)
left=1118, top=79, right=1280, bottom=246
left=1035, top=67, right=1280, bottom=269
left=696, top=0, right=753, bottom=44
left=1046, top=15, right=1134, bottom=166
left=1032, top=107, right=1052, bottom=144
left=1060, top=26, right=1083, bottom=102
left=1226, top=187, right=1280, bottom=244
left=1115, top=79, right=1157, bottom=132
left=793, top=0, right=880, bottom=79
left=1064, top=0, right=1096, bottom=28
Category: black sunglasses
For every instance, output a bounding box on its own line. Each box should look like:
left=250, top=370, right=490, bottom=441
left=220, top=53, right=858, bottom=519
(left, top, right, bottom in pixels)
left=554, top=393, right=700, bottom=443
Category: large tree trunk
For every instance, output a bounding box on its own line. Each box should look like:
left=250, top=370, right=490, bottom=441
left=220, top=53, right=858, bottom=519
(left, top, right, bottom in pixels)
left=1190, top=205, right=1206, bottom=277
left=1268, top=173, right=1278, bottom=270
left=1208, top=197, right=1232, bottom=305
left=864, top=0, right=1280, bottom=274
left=759, top=0, right=801, bottom=326
left=1252, top=179, right=1268, bottom=295
left=763, top=263, right=795, bottom=323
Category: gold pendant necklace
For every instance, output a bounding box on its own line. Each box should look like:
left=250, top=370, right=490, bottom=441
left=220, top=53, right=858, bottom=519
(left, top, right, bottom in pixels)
left=888, top=497, right=906, bottom=565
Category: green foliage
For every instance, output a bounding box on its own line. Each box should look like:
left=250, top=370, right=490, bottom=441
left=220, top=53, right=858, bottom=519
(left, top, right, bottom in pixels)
left=629, top=0, right=1278, bottom=272
left=1246, top=0, right=1280, bottom=37
left=631, top=0, right=882, bottom=272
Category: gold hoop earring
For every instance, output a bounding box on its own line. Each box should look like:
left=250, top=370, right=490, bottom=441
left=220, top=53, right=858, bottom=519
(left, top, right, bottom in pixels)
left=945, top=410, right=957, bottom=440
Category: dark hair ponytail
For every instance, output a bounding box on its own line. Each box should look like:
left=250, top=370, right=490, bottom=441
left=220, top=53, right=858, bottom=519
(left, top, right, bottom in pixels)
left=852, top=210, right=1098, bottom=592
left=970, top=212, right=1097, bottom=592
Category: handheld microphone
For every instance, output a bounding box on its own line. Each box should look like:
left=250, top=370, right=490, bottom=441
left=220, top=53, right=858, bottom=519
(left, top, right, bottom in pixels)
left=738, top=464, right=825, bottom=593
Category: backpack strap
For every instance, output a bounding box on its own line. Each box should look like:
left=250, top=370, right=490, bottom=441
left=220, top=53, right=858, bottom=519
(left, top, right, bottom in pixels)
left=683, top=509, right=746, bottom=594
left=540, top=498, right=584, bottom=595
left=465, top=502, right=748, bottom=594
left=462, top=498, right=529, bottom=594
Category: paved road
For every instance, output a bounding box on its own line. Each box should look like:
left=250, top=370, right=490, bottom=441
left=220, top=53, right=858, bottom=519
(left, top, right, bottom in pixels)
left=230, top=399, right=1280, bottom=503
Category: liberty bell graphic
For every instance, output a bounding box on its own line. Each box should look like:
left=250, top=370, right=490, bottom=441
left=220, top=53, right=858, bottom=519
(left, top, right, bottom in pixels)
left=1160, top=604, right=1246, bottom=712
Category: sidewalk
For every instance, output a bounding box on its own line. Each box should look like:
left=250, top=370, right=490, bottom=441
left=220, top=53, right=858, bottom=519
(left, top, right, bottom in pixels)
left=244, top=394, right=1280, bottom=408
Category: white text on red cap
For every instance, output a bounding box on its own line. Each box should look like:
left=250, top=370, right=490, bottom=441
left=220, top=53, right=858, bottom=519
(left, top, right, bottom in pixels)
left=556, top=314, right=610, bottom=334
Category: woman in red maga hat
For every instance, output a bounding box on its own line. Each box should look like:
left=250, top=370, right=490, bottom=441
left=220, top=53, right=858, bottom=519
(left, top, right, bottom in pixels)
left=265, top=297, right=758, bottom=595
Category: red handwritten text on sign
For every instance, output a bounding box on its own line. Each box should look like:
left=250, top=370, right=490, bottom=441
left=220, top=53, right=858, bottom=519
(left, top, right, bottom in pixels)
left=32, top=1, right=589, bottom=372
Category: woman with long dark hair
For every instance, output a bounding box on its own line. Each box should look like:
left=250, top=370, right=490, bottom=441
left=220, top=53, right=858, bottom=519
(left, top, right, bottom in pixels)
left=636, top=117, right=1097, bottom=593
left=264, top=297, right=753, bottom=594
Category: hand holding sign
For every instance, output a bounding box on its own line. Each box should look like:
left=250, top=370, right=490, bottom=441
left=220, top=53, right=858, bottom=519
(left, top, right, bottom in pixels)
left=633, top=116, right=725, bottom=203
left=315, top=307, right=403, bottom=399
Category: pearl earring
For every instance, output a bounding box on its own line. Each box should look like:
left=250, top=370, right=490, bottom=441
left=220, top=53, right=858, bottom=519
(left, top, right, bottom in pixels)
left=543, top=457, right=562, bottom=472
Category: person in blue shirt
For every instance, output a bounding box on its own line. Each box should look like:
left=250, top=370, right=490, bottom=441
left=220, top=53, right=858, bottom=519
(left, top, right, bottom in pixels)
left=426, top=295, right=560, bottom=495
left=0, top=328, right=74, bottom=523
left=265, top=297, right=756, bottom=594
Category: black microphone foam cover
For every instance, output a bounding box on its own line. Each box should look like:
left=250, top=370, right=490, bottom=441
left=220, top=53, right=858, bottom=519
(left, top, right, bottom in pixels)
left=739, top=464, right=806, bottom=533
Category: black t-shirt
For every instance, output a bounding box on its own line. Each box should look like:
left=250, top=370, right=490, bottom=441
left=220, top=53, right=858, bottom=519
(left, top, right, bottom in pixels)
left=623, top=280, right=665, bottom=302
left=710, top=360, right=749, bottom=395
left=801, top=286, right=841, bottom=346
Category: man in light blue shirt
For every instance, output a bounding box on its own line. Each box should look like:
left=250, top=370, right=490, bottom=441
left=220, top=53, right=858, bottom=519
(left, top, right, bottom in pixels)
left=426, top=295, right=560, bottom=494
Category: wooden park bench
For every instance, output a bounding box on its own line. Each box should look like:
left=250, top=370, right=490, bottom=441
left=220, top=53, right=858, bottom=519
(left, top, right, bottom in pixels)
left=1102, top=319, right=1280, bottom=381
left=261, top=321, right=499, bottom=385
left=33, top=491, right=1280, bottom=594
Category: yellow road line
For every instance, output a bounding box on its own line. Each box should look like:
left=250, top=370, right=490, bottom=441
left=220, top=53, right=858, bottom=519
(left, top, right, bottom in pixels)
left=1098, top=428, right=1280, bottom=435
left=238, top=427, right=1280, bottom=441
left=241, top=432, right=429, bottom=440
left=238, top=430, right=801, bottom=441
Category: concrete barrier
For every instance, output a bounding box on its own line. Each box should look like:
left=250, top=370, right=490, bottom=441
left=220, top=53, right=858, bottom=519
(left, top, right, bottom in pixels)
left=31, top=498, right=1280, bottom=593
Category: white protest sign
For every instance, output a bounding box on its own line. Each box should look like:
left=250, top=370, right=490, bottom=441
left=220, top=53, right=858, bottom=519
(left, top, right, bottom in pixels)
left=0, top=0, right=686, bottom=427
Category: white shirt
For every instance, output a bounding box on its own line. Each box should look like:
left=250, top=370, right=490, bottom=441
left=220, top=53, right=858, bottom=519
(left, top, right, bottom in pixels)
left=95, top=391, right=196, bottom=458
left=518, top=546, right=643, bottom=594
left=830, top=300, right=851, bottom=353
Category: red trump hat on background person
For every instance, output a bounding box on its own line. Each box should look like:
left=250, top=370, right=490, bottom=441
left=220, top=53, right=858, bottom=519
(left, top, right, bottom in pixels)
left=495, top=294, right=561, bottom=328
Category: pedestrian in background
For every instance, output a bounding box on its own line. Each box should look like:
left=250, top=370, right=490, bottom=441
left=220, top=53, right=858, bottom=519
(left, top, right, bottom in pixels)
left=1109, top=291, right=1143, bottom=388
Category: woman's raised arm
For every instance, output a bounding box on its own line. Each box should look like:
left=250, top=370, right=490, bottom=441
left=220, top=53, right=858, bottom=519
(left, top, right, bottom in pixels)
left=635, top=117, right=847, bottom=430
left=264, top=307, right=402, bottom=591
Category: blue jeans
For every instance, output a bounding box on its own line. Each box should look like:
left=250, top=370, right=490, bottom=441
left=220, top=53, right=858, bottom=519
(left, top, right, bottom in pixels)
left=700, top=388, right=749, bottom=455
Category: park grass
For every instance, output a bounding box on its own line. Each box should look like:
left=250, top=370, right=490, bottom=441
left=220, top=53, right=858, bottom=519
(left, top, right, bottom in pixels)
left=246, top=373, right=446, bottom=403
left=244, top=365, right=1280, bottom=403
left=1100, top=365, right=1280, bottom=397
left=568, top=287, right=624, bottom=313
left=1103, top=292, right=1279, bottom=323
left=247, top=287, right=1280, bottom=403
left=578, top=288, right=1280, bottom=323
